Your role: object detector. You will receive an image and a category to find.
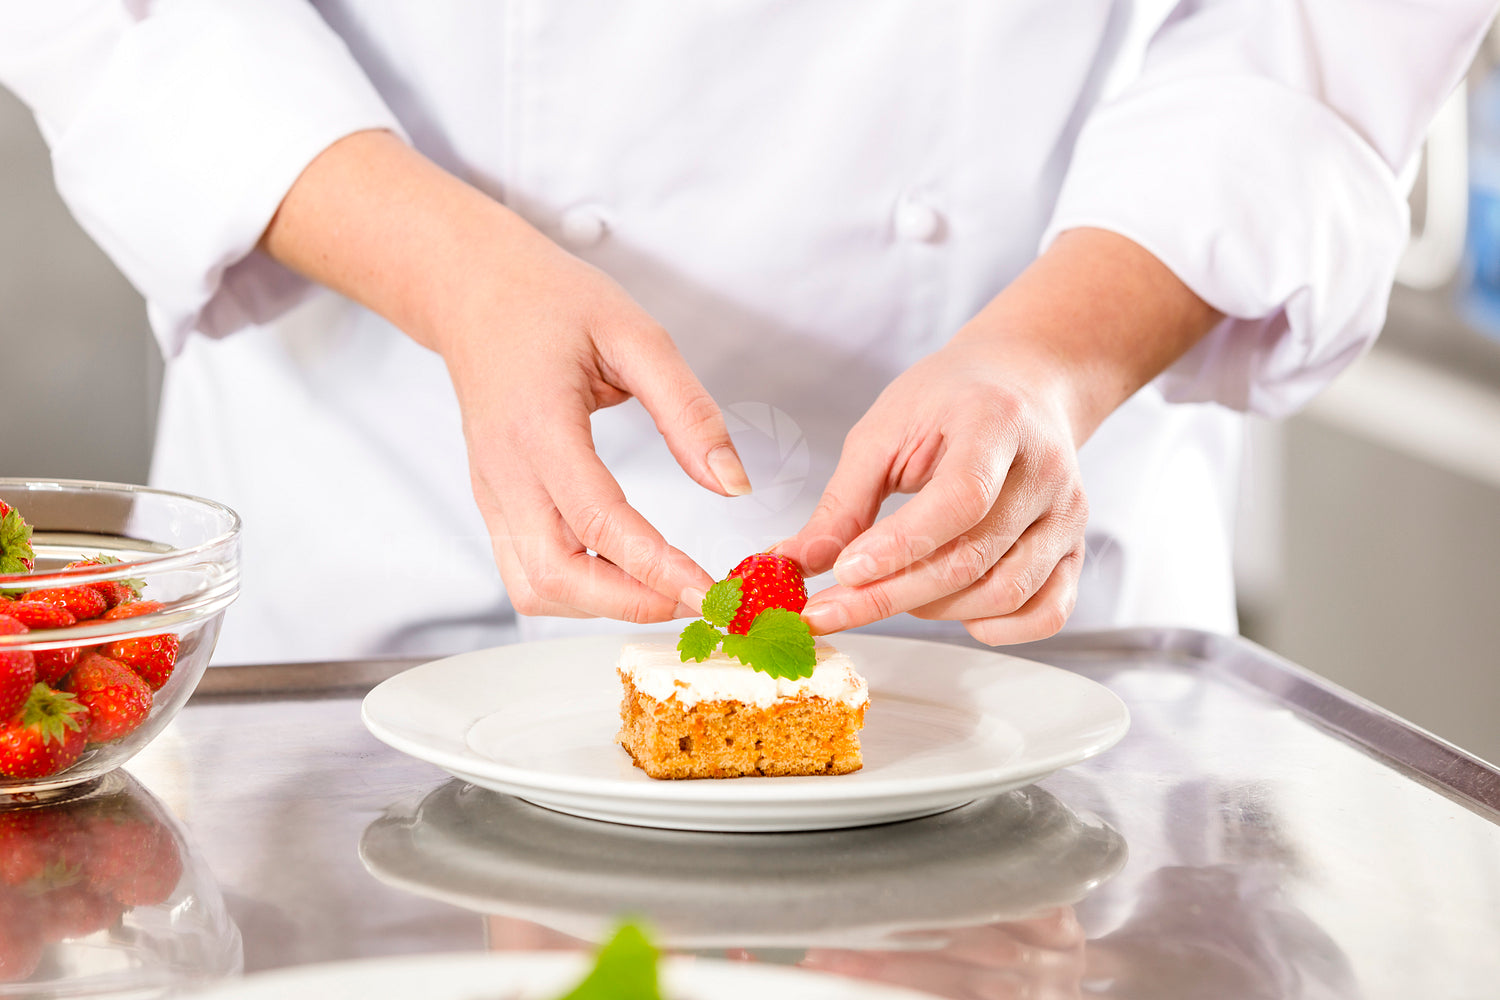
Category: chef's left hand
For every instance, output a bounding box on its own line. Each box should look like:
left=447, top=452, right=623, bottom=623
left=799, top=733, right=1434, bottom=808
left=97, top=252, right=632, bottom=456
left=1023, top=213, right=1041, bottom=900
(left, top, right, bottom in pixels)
left=779, top=227, right=1221, bottom=643
left=779, top=333, right=1089, bottom=646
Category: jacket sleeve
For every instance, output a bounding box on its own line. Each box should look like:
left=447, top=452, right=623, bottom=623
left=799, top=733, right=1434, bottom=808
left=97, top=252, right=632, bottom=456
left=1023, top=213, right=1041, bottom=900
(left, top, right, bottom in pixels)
left=1040, top=0, right=1498, bottom=417
left=0, top=0, right=404, bottom=358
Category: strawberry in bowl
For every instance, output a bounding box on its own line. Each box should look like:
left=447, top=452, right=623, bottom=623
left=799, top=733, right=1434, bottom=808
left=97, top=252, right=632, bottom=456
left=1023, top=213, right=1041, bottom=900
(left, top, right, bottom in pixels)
left=0, top=481, right=240, bottom=799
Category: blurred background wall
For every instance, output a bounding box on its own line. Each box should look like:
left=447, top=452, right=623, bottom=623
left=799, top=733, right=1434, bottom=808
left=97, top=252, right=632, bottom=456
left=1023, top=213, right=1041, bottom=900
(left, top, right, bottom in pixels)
left=2, top=53, right=1497, bottom=759
left=0, top=87, right=159, bottom=482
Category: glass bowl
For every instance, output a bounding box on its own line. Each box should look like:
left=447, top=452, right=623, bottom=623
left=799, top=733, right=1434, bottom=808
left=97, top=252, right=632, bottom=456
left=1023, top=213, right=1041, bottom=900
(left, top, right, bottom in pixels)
left=0, top=480, right=240, bottom=799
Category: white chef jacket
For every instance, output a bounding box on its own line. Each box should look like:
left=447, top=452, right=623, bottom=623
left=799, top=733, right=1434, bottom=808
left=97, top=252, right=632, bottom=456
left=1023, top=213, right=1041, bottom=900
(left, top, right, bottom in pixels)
left=2, top=1, right=1492, bottom=663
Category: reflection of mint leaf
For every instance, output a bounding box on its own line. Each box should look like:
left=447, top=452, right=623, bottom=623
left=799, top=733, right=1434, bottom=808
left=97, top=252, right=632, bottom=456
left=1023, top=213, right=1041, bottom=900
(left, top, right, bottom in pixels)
left=700, top=578, right=742, bottom=630
left=720, top=608, right=816, bottom=679
left=677, top=619, right=722, bottom=662
left=557, top=921, right=662, bottom=1000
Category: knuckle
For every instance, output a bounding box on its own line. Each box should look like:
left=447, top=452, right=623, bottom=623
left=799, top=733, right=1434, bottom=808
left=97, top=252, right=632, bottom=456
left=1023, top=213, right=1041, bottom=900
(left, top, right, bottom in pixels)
left=1068, top=485, right=1090, bottom=524
left=964, top=618, right=1004, bottom=646
left=940, top=477, right=992, bottom=529
left=1000, top=571, right=1033, bottom=616
left=976, top=383, right=1023, bottom=424
left=1035, top=443, right=1073, bottom=482
left=509, top=589, right=546, bottom=617
left=570, top=499, right=622, bottom=552
left=1033, top=599, right=1071, bottom=639
left=529, top=573, right=569, bottom=606
left=619, top=593, right=665, bottom=624
left=675, top=391, right=724, bottom=437
left=940, top=535, right=992, bottom=590
left=1034, top=580, right=1078, bottom=639
left=861, top=586, right=899, bottom=622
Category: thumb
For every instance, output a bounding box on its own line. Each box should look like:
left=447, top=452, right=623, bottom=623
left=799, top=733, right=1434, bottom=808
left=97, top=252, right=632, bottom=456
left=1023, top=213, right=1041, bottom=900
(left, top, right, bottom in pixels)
left=774, top=428, right=890, bottom=576
left=614, top=325, right=752, bottom=497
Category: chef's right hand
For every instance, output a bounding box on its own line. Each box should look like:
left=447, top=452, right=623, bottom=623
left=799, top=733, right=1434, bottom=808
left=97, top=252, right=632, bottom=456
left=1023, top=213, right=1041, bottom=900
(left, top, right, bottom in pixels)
left=260, top=130, right=739, bottom=621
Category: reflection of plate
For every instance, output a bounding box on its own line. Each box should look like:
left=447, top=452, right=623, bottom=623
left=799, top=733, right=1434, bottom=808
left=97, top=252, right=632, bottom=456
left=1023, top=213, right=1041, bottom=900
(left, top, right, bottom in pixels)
left=187, top=952, right=942, bottom=1000
left=361, top=781, right=1127, bottom=950
left=362, top=633, right=1130, bottom=832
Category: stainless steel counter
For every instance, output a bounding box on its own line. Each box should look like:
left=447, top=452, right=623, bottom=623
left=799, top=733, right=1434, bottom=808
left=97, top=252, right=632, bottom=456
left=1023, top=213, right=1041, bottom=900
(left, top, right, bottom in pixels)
left=6, top=629, right=1499, bottom=999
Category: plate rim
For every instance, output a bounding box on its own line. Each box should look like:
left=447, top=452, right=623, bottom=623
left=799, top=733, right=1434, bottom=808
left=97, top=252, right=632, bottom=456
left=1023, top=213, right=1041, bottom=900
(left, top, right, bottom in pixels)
left=187, top=950, right=947, bottom=1000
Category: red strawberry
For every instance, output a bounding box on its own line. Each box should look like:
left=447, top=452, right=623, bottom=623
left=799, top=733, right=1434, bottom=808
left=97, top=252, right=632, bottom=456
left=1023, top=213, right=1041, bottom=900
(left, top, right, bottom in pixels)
left=0, top=685, right=89, bottom=779
left=105, top=635, right=177, bottom=691
left=3, top=602, right=74, bottom=631
left=28, top=587, right=107, bottom=623
left=100, top=600, right=163, bottom=622
left=3, top=603, right=82, bottom=685
left=64, top=653, right=152, bottom=743
left=0, top=616, right=37, bottom=720
left=99, top=603, right=177, bottom=689
left=63, top=555, right=143, bottom=610
left=725, top=552, right=809, bottom=634
left=0, top=501, right=34, bottom=576
left=34, top=646, right=82, bottom=688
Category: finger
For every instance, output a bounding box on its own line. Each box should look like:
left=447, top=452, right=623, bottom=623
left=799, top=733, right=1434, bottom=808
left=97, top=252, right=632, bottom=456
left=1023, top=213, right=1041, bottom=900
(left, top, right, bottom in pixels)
left=540, top=422, right=716, bottom=604
left=491, top=530, right=590, bottom=618
left=800, top=488, right=1067, bottom=633
left=961, top=543, right=1084, bottom=646
left=774, top=425, right=893, bottom=577
left=907, top=512, right=1083, bottom=621
left=472, top=478, right=590, bottom=618
left=831, top=432, right=1016, bottom=588
left=609, top=324, right=752, bottom=497
left=496, top=468, right=691, bottom=622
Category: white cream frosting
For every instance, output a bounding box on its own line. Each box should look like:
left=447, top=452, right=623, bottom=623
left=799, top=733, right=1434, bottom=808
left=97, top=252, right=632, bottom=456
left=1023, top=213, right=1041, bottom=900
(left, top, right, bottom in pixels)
left=617, top=641, right=869, bottom=710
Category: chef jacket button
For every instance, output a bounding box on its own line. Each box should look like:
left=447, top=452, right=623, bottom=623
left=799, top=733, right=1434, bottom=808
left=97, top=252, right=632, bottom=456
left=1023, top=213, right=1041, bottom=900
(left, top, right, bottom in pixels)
left=893, top=197, right=943, bottom=243
left=560, top=205, right=609, bottom=247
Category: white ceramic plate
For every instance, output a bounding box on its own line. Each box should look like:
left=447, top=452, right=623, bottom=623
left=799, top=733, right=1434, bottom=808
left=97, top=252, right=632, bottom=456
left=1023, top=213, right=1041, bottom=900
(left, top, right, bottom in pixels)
left=185, top=952, right=943, bottom=1000
left=362, top=633, right=1129, bottom=832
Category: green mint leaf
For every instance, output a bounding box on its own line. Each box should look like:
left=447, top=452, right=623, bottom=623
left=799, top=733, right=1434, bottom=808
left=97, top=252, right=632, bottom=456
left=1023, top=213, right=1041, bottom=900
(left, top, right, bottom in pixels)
left=0, top=509, right=34, bottom=575
left=677, top=619, right=723, bottom=662
left=720, top=608, right=817, bottom=679
left=556, top=921, right=662, bottom=1000
left=700, top=577, right=743, bottom=630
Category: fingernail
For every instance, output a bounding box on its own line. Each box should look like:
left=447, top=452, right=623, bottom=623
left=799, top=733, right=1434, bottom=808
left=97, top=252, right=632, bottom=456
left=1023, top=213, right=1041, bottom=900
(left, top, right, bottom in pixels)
left=802, top=603, right=847, bottom=634
left=707, top=445, right=752, bottom=497
left=833, top=552, right=876, bottom=587
left=679, top=587, right=706, bottom=615
left=672, top=602, right=696, bottom=619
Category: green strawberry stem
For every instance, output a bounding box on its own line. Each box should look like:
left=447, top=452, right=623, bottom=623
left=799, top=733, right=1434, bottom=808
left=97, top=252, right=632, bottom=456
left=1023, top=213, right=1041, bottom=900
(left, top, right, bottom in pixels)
left=20, top=684, right=87, bottom=744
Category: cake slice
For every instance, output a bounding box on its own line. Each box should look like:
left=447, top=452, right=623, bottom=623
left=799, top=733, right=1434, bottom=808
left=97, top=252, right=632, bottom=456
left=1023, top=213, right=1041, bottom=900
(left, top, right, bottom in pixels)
left=617, top=641, right=868, bottom=779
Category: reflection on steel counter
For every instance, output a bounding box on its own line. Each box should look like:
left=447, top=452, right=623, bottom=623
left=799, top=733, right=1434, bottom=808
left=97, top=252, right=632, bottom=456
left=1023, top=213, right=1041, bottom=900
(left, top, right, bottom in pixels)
left=360, top=781, right=1126, bottom=951
left=0, top=770, right=241, bottom=994
left=115, top=629, right=1500, bottom=1000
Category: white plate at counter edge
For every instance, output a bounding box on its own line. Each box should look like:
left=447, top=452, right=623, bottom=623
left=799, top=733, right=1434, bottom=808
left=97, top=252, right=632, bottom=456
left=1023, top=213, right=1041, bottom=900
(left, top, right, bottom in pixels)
left=361, top=632, right=1130, bottom=832
left=185, top=951, right=945, bottom=1000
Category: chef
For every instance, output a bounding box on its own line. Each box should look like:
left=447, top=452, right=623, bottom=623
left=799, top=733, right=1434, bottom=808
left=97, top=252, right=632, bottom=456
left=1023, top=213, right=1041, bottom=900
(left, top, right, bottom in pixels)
left=1, top=2, right=1492, bottom=663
